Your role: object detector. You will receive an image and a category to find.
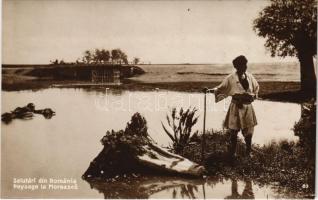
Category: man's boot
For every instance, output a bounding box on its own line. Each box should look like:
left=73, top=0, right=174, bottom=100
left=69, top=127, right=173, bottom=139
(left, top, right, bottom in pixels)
left=244, top=135, right=252, bottom=157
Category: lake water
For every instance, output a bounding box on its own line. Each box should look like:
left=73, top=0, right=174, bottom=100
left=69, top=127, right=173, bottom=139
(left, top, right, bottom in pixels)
left=1, top=88, right=301, bottom=198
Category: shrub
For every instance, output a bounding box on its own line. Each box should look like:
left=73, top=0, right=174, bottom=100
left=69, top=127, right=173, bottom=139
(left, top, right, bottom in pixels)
left=293, top=99, right=316, bottom=158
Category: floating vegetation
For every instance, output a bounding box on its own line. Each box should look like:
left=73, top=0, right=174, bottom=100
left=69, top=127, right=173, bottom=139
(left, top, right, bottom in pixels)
left=1, top=103, right=55, bottom=124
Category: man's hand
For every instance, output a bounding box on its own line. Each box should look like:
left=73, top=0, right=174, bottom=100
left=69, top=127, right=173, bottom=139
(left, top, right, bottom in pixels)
left=202, top=87, right=209, bottom=93
left=202, top=87, right=216, bottom=93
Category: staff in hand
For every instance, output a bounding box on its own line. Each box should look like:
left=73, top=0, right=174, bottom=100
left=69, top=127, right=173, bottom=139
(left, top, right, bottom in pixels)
left=201, top=87, right=216, bottom=162
left=202, top=87, right=216, bottom=94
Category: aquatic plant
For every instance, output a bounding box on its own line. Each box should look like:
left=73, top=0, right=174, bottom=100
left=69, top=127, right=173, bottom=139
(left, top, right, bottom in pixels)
left=161, top=107, right=199, bottom=154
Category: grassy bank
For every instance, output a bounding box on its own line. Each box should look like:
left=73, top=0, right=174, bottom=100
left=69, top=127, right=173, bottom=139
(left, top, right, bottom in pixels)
left=178, top=100, right=315, bottom=198
left=81, top=102, right=315, bottom=198
left=180, top=130, right=315, bottom=197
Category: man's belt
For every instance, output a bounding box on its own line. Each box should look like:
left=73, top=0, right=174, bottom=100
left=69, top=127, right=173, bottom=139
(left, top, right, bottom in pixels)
left=231, top=93, right=254, bottom=106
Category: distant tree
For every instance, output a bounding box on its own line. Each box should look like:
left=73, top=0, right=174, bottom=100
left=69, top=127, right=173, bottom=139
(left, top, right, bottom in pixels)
left=253, top=0, right=317, bottom=97
left=50, top=59, right=59, bottom=65
left=100, top=49, right=110, bottom=63
left=133, top=57, right=140, bottom=65
left=111, top=49, right=121, bottom=64
left=93, top=49, right=102, bottom=64
left=81, top=48, right=128, bottom=65
left=119, top=51, right=128, bottom=65
left=83, top=50, right=93, bottom=64
left=111, top=48, right=128, bottom=64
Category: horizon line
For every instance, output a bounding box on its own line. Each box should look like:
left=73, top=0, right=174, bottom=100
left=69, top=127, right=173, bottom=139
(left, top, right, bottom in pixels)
left=2, top=61, right=299, bottom=65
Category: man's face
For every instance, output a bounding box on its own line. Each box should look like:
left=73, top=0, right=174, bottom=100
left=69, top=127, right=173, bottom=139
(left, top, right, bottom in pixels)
left=235, top=64, right=247, bottom=75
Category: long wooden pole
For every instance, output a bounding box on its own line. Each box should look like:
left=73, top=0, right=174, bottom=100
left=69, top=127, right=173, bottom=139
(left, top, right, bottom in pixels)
left=202, top=183, right=206, bottom=199
left=201, top=90, right=207, bottom=163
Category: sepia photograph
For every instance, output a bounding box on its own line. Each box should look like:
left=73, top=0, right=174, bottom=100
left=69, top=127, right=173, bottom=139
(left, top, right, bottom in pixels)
left=1, top=0, right=317, bottom=199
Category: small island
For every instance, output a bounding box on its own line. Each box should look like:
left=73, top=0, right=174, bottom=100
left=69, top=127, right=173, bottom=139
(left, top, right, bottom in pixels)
left=2, top=48, right=145, bottom=90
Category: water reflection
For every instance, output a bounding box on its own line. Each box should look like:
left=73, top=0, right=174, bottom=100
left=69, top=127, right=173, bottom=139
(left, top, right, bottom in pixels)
left=225, top=178, right=254, bottom=199
left=85, top=176, right=289, bottom=199
left=86, top=176, right=207, bottom=199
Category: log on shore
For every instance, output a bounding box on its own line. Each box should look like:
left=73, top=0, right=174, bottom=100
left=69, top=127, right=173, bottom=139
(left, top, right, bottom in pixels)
left=82, top=113, right=205, bottom=179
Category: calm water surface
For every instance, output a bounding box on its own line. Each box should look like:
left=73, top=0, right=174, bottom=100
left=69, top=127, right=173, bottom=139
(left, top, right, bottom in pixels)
left=1, top=88, right=301, bottom=198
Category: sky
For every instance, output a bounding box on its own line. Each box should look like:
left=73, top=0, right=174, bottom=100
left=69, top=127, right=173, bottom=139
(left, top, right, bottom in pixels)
left=3, top=0, right=297, bottom=64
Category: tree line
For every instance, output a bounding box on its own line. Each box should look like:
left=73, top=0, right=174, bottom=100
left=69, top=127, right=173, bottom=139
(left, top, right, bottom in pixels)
left=50, top=48, right=141, bottom=65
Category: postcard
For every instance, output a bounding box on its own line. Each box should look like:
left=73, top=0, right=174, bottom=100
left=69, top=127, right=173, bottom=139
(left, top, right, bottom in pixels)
left=1, top=0, right=316, bottom=199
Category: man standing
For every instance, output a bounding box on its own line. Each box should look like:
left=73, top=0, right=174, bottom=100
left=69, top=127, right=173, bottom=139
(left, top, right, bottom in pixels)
left=208, top=55, right=259, bottom=158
